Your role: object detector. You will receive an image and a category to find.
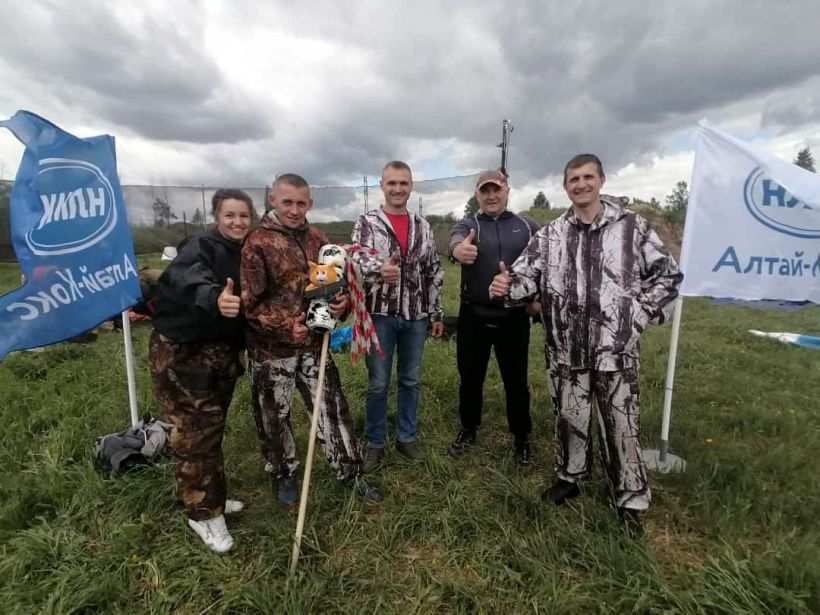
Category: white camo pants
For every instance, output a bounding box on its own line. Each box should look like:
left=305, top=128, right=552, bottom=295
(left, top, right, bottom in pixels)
left=548, top=364, right=651, bottom=510
left=248, top=352, right=362, bottom=481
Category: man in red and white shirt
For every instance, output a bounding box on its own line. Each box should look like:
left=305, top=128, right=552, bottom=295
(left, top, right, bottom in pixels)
left=351, top=161, right=444, bottom=472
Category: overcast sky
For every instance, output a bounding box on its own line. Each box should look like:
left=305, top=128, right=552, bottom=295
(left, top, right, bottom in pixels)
left=1, top=0, right=819, bottom=221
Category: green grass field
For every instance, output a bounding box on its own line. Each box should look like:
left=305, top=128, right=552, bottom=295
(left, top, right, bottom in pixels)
left=0, top=258, right=818, bottom=614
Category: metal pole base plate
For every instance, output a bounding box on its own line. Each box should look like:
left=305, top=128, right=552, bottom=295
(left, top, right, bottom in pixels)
left=643, top=449, right=686, bottom=474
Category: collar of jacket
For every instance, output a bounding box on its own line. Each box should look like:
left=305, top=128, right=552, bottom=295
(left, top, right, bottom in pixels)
left=374, top=206, right=419, bottom=229
left=563, top=197, right=627, bottom=230
left=475, top=210, right=514, bottom=222
left=261, top=211, right=310, bottom=236
left=178, top=227, right=242, bottom=253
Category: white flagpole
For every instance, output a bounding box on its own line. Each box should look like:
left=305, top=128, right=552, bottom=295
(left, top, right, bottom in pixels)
left=121, top=310, right=140, bottom=427
left=644, top=296, right=687, bottom=473
left=660, top=296, right=684, bottom=457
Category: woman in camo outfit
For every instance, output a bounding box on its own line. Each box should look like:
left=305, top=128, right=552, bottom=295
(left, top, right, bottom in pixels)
left=149, top=188, right=255, bottom=553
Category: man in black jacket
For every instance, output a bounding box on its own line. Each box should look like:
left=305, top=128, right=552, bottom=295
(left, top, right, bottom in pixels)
left=447, top=170, right=540, bottom=467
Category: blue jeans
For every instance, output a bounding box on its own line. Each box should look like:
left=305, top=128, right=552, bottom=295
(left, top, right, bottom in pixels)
left=365, top=315, right=428, bottom=447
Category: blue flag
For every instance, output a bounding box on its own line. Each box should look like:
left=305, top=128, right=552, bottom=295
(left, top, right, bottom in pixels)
left=0, top=111, right=141, bottom=361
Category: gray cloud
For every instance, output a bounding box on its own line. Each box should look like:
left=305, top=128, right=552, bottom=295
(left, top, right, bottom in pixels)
left=0, top=1, right=272, bottom=143
left=761, top=77, right=820, bottom=130
left=1, top=0, right=818, bottom=216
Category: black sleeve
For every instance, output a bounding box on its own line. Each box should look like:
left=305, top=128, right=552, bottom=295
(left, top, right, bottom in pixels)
left=157, top=237, right=222, bottom=320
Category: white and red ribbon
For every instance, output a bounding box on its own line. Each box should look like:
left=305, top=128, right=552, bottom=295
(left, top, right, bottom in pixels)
left=342, top=244, right=383, bottom=363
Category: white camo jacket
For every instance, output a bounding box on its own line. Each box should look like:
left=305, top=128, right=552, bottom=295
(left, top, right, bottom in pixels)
left=507, top=199, right=683, bottom=371
left=351, top=208, right=444, bottom=322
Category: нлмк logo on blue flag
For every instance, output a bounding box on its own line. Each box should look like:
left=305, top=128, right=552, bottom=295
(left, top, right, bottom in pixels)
left=0, top=111, right=141, bottom=361
left=28, top=158, right=120, bottom=255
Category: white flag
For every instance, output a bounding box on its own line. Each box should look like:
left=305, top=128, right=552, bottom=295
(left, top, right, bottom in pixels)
left=680, top=121, right=820, bottom=302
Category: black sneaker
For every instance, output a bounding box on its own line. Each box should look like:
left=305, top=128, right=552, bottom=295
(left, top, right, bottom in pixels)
left=395, top=440, right=424, bottom=460
left=618, top=508, right=645, bottom=539
left=362, top=446, right=384, bottom=473
left=447, top=429, right=476, bottom=457
left=541, top=479, right=581, bottom=505
left=272, top=474, right=298, bottom=508
left=343, top=476, right=384, bottom=501
left=514, top=438, right=533, bottom=471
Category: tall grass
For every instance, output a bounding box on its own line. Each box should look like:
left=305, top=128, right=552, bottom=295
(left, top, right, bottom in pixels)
left=0, top=260, right=818, bottom=613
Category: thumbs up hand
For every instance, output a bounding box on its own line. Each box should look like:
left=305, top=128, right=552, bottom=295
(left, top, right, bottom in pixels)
left=489, top=261, right=512, bottom=298
left=380, top=251, right=401, bottom=284
left=217, top=277, right=241, bottom=318
left=453, top=228, right=479, bottom=265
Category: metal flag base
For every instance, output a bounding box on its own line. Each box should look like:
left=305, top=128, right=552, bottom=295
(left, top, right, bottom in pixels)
left=643, top=441, right=686, bottom=474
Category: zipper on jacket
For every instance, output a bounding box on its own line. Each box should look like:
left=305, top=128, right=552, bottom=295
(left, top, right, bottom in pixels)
left=583, top=225, right=592, bottom=368
left=294, top=237, right=309, bottom=265
left=493, top=217, right=503, bottom=266
left=273, top=225, right=310, bottom=267
left=279, top=227, right=310, bottom=293
left=376, top=214, right=406, bottom=317
left=397, top=231, right=405, bottom=317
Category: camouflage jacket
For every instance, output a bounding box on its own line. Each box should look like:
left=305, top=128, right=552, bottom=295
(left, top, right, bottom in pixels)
left=351, top=208, right=444, bottom=322
left=507, top=198, right=683, bottom=371
left=241, top=213, right=329, bottom=359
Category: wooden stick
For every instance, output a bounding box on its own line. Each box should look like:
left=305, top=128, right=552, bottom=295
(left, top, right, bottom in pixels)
left=289, top=331, right=331, bottom=574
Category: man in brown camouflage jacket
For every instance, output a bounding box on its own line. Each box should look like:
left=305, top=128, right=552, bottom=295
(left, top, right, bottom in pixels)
left=491, top=154, right=683, bottom=537
left=241, top=173, right=382, bottom=505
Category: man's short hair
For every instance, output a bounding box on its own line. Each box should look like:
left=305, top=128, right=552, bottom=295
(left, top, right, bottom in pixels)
left=273, top=173, right=310, bottom=193
left=382, top=160, right=412, bottom=177
left=563, top=154, right=605, bottom=184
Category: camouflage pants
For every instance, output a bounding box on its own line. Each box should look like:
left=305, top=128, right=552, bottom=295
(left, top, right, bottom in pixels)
left=149, top=331, right=243, bottom=521
left=548, top=364, right=651, bottom=510
left=248, top=352, right=362, bottom=481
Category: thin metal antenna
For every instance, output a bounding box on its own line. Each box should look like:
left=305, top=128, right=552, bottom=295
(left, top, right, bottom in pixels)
left=498, top=118, right=515, bottom=176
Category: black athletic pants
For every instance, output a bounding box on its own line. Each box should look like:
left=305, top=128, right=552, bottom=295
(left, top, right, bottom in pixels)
left=456, top=303, right=532, bottom=439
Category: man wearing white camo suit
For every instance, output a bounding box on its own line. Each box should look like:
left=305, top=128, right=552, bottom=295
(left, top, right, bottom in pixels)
left=490, top=154, right=683, bottom=537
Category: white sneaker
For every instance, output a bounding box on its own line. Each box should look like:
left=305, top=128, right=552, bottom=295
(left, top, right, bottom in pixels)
left=224, top=499, right=245, bottom=514
left=187, top=515, right=234, bottom=553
